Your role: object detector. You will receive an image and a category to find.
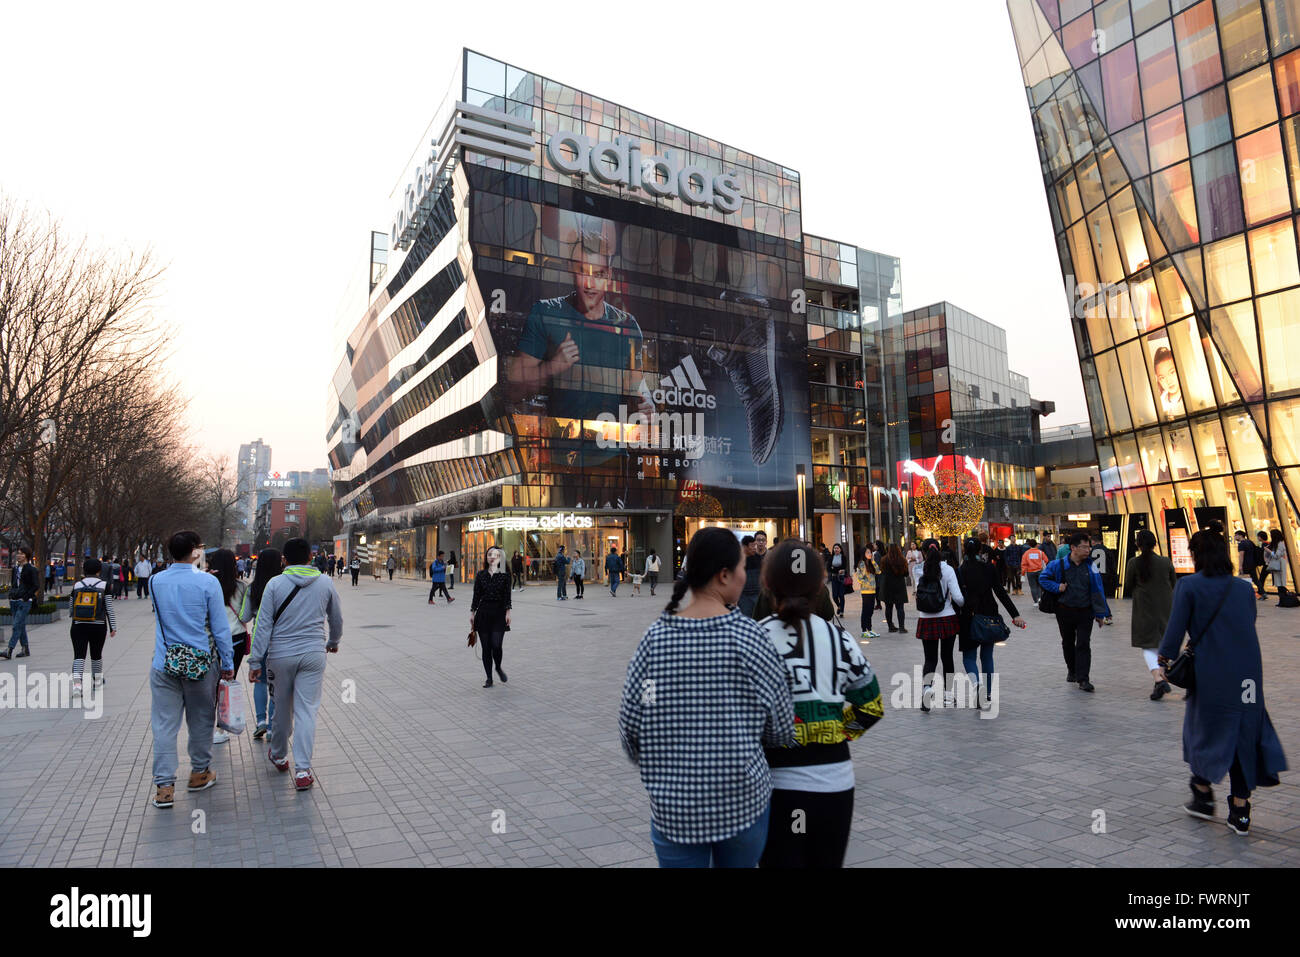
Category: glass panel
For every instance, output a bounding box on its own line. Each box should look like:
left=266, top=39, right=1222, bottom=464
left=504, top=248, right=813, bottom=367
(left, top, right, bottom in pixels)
left=1259, top=288, right=1300, bottom=391
left=1236, top=469, right=1281, bottom=534
left=1088, top=204, right=1126, bottom=283
left=1166, top=316, right=1217, bottom=411
left=1184, top=85, right=1233, bottom=154
left=1229, top=65, right=1280, bottom=133
left=1147, top=330, right=1186, bottom=417
left=1283, top=116, right=1300, bottom=207
left=1269, top=396, right=1300, bottom=464
left=1119, top=338, right=1160, bottom=424
left=1147, top=105, right=1190, bottom=170
left=1098, top=440, right=1121, bottom=491
left=1133, top=0, right=1173, bottom=33
left=1223, top=408, right=1268, bottom=469
left=1204, top=234, right=1252, bottom=304
left=1174, top=1, right=1226, bottom=97
left=1238, top=125, right=1291, bottom=225
left=1209, top=302, right=1263, bottom=400
left=465, top=52, right=506, bottom=96
left=1176, top=482, right=1208, bottom=520
left=1115, top=435, right=1144, bottom=487
left=1150, top=483, right=1178, bottom=519
left=1274, top=49, right=1300, bottom=115
left=1096, top=349, right=1136, bottom=430
left=1249, top=220, right=1300, bottom=292
left=1112, top=188, right=1152, bottom=272
left=1102, top=42, right=1144, bottom=130
left=1191, top=414, right=1231, bottom=473
left=1166, top=423, right=1200, bottom=478
left=1097, top=0, right=1136, bottom=49
left=1216, top=0, right=1271, bottom=76
left=1138, top=22, right=1183, bottom=114
left=1192, top=143, right=1247, bottom=241
left=1264, top=0, right=1300, bottom=54
left=1063, top=10, right=1100, bottom=64
left=1084, top=297, right=1115, bottom=352
left=1140, top=427, right=1172, bottom=483
left=1152, top=161, right=1200, bottom=247
left=1153, top=258, right=1195, bottom=317
left=1077, top=154, right=1108, bottom=212
left=1202, top=474, right=1248, bottom=532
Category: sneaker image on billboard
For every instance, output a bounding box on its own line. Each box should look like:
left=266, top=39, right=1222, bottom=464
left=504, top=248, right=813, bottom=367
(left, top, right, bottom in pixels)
left=708, top=318, right=782, bottom=465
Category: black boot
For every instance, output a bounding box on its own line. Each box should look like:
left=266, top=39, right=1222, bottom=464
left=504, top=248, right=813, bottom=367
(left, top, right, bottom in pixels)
left=1184, top=779, right=1215, bottom=821
left=1226, top=798, right=1251, bottom=836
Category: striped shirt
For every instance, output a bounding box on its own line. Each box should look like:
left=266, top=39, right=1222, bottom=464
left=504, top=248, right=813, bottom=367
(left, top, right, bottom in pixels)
left=619, top=607, right=795, bottom=844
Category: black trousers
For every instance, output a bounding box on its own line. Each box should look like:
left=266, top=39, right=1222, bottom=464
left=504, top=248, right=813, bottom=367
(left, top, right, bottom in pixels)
left=481, top=630, right=505, bottom=679
left=885, top=601, right=905, bottom=629
left=1253, top=565, right=1269, bottom=595
left=137, top=578, right=149, bottom=598
left=429, top=582, right=450, bottom=601
left=70, top=623, right=108, bottom=662
left=573, top=574, right=584, bottom=598
left=1193, top=755, right=1251, bottom=799
left=351, top=570, right=359, bottom=586
left=760, top=787, right=854, bottom=868
left=921, top=634, right=956, bottom=683
left=1056, top=605, right=1095, bottom=681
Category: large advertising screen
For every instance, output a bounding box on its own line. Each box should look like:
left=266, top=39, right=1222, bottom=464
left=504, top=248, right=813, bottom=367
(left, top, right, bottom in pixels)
left=471, top=181, right=809, bottom=515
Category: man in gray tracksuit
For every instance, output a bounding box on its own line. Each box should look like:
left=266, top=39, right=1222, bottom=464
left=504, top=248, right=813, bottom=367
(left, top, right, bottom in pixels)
left=248, top=538, right=343, bottom=791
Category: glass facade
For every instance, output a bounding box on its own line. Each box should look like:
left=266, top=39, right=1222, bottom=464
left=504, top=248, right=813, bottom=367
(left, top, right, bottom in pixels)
left=1010, top=0, right=1300, bottom=581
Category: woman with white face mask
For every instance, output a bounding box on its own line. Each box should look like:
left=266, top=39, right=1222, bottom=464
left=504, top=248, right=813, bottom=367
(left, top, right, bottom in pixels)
left=471, top=546, right=512, bottom=688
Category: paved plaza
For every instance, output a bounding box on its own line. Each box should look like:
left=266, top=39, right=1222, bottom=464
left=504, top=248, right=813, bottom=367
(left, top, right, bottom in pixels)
left=0, top=574, right=1297, bottom=868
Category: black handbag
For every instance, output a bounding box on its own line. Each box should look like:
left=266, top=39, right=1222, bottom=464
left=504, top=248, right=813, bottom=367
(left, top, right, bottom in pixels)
left=971, top=613, right=1011, bottom=644
left=1165, top=582, right=1233, bottom=691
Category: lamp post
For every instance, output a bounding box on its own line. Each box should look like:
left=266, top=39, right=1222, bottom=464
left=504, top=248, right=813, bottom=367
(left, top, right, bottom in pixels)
left=796, top=465, right=807, bottom=542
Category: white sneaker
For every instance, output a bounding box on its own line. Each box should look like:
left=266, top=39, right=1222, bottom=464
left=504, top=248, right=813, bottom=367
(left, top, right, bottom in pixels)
left=213, top=729, right=230, bottom=744
left=920, top=685, right=934, bottom=713
left=943, top=690, right=956, bottom=708
left=71, top=681, right=83, bottom=700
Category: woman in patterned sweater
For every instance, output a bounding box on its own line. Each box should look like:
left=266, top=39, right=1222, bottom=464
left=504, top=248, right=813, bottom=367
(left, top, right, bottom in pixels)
left=758, top=541, right=883, bottom=867
left=619, top=527, right=794, bottom=868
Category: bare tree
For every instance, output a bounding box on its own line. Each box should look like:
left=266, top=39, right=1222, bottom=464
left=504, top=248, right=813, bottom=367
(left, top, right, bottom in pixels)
left=196, top=454, right=242, bottom=549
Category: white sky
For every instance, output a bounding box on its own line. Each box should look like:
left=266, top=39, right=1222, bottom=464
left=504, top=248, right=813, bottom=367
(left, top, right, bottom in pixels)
left=0, top=0, right=1086, bottom=471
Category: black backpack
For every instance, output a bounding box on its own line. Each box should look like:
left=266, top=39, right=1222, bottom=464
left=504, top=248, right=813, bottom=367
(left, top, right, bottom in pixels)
left=915, top=574, right=947, bottom=614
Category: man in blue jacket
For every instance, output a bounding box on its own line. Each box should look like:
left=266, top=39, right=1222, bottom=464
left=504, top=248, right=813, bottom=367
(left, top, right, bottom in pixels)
left=1039, top=531, right=1111, bottom=693
left=554, top=545, right=570, bottom=600
left=148, top=531, right=234, bottom=809
left=605, top=545, right=624, bottom=597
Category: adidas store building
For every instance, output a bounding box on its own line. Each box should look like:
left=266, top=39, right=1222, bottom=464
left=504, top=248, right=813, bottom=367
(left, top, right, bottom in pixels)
left=327, top=50, right=812, bottom=582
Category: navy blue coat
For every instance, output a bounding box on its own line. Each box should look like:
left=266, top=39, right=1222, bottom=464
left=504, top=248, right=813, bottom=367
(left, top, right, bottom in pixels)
left=1158, top=573, right=1287, bottom=789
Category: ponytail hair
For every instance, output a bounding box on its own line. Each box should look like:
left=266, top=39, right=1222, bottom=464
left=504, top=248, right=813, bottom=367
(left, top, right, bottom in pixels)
left=922, top=546, right=942, bottom=584
left=664, top=526, right=742, bottom=615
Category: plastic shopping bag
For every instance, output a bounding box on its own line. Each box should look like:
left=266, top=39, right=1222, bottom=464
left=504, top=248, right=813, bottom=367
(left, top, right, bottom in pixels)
left=217, top=679, right=247, bottom=735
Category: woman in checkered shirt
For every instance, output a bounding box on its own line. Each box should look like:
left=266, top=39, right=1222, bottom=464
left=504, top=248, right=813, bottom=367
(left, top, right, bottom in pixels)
left=619, top=527, right=795, bottom=867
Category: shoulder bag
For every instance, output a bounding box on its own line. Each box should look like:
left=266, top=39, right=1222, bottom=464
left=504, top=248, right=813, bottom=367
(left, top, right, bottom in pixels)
left=154, top=591, right=212, bottom=681
left=1037, top=558, right=1063, bottom=614
left=1164, top=581, right=1233, bottom=691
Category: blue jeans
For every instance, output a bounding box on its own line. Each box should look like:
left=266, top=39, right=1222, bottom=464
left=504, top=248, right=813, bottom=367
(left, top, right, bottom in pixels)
left=556, top=574, right=567, bottom=598
left=7, top=599, right=31, bottom=652
left=650, top=806, right=770, bottom=868
left=610, top=574, right=620, bottom=596
left=962, top=644, right=995, bottom=687
left=252, top=654, right=276, bottom=729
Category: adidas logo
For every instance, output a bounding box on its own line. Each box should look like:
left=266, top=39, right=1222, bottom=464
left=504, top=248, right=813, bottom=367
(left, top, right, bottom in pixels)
left=648, top=355, right=716, bottom=409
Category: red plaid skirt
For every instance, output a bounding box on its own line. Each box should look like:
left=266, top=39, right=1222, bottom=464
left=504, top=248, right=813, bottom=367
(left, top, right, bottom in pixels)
left=915, top=615, right=959, bottom=641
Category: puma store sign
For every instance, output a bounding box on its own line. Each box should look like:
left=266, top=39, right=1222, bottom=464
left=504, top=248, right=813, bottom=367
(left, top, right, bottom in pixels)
left=544, top=133, right=742, bottom=214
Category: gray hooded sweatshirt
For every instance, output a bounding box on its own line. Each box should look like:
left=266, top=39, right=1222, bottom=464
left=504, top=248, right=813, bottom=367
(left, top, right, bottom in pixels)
left=250, top=566, right=343, bottom=662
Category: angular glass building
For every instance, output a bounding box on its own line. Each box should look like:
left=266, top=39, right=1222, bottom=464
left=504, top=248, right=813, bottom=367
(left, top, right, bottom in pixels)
left=327, top=50, right=810, bottom=579
left=1009, top=0, right=1300, bottom=583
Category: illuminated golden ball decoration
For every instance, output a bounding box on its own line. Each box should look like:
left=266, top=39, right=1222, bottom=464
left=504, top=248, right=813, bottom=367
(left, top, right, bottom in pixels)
left=910, top=459, right=986, bottom=537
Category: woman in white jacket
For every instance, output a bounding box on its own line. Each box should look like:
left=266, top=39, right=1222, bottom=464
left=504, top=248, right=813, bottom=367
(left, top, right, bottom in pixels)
left=1264, top=528, right=1288, bottom=600
left=912, top=542, right=964, bottom=712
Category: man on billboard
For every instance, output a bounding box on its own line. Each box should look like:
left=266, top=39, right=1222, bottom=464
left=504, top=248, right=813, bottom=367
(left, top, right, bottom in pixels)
left=507, top=228, right=653, bottom=424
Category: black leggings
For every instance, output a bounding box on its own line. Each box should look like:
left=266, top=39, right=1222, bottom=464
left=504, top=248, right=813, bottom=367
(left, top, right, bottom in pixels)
left=573, top=574, right=584, bottom=598
left=860, top=601, right=873, bottom=632
left=761, top=787, right=854, bottom=868
left=70, top=624, right=108, bottom=662
left=1194, top=756, right=1251, bottom=800
left=481, top=630, right=505, bottom=678
left=921, top=635, right=957, bottom=684
left=885, top=601, right=905, bottom=629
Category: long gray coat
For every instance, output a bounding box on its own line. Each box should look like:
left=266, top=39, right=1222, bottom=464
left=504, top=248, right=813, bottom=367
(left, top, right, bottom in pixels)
left=1124, top=554, right=1176, bottom=649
